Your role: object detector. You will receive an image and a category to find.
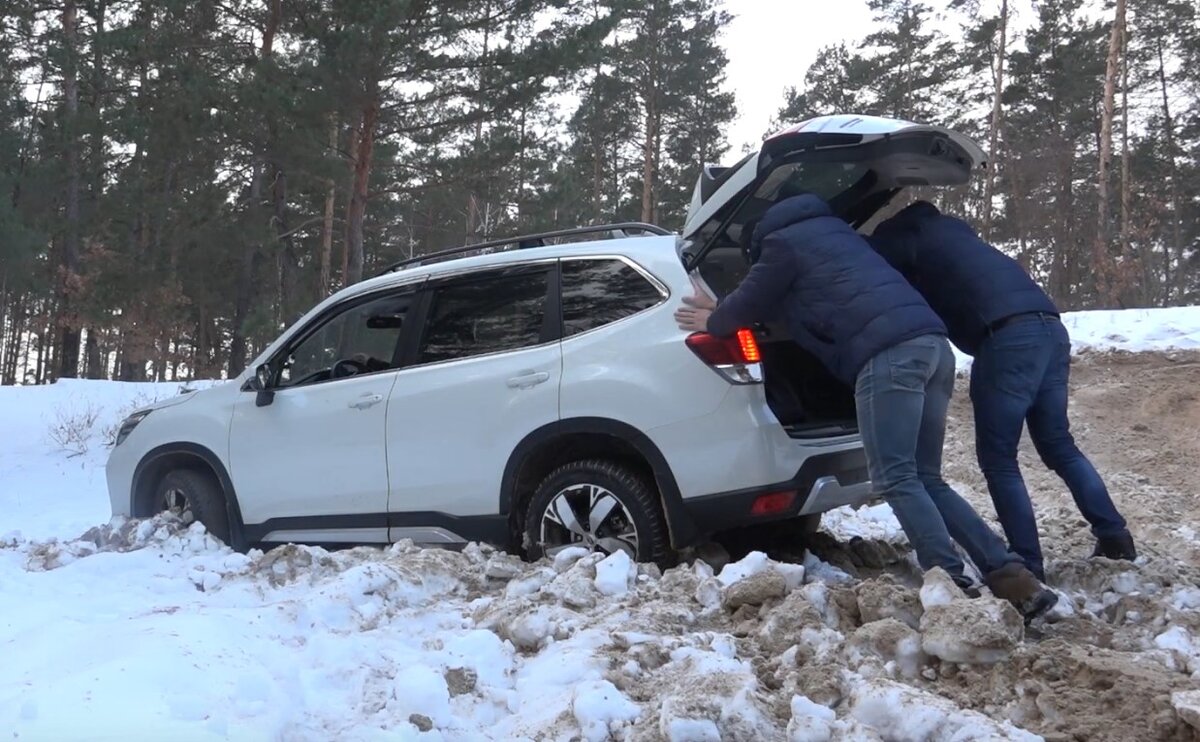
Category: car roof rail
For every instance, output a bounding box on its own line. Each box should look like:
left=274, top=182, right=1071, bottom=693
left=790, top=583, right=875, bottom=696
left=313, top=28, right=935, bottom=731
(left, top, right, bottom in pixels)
left=377, top=222, right=673, bottom=275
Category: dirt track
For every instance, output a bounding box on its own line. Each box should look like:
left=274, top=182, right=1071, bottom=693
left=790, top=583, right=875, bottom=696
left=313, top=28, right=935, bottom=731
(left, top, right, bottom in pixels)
left=942, top=350, right=1200, bottom=571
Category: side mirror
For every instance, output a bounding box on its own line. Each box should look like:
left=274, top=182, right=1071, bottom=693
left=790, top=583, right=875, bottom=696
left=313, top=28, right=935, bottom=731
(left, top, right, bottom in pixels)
left=253, top=364, right=275, bottom=407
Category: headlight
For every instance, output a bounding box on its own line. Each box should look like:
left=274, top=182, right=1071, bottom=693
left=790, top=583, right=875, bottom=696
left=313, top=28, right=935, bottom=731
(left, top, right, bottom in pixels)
left=114, top=410, right=152, bottom=447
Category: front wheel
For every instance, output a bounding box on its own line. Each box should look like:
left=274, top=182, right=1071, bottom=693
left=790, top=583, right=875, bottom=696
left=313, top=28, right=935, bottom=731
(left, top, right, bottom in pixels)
left=154, top=469, right=231, bottom=544
left=524, top=460, right=668, bottom=564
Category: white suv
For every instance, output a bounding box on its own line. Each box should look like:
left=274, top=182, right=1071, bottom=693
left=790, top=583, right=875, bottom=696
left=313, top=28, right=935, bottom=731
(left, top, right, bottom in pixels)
left=106, top=114, right=986, bottom=563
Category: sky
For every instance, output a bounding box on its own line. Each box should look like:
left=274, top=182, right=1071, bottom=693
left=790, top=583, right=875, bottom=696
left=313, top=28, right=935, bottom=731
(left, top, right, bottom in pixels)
left=720, top=0, right=875, bottom=152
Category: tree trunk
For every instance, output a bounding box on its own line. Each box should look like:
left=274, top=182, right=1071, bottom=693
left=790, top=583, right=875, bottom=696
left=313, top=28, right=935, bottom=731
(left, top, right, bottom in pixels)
left=1155, top=34, right=1184, bottom=304
left=57, top=0, right=83, bottom=379
left=84, top=327, right=103, bottom=379
left=343, top=92, right=380, bottom=287
left=228, top=0, right=282, bottom=376
left=640, top=94, right=659, bottom=224
left=1093, top=0, right=1126, bottom=307
left=272, top=165, right=300, bottom=323
left=981, top=0, right=1008, bottom=239
left=319, top=117, right=337, bottom=298
left=1118, top=20, right=1132, bottom=305
left=640, top=7, right=662, bottom=225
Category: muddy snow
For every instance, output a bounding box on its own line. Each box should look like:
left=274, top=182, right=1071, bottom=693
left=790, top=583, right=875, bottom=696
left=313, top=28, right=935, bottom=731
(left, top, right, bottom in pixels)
left=3, top=348, right=1200, bottom=740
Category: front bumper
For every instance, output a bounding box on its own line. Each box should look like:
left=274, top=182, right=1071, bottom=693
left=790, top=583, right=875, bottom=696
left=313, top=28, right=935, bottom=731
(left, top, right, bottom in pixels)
left=680, top=447, right=872, bottom=537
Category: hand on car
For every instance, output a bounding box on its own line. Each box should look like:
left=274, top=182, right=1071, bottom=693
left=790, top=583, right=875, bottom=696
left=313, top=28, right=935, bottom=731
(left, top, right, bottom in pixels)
left=675, top=280, right=717, bottom=332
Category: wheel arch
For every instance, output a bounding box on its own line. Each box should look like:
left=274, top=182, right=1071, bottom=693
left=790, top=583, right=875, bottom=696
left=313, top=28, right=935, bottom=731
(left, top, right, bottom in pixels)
left=499, top=418, right=699, bottom=551
left=131, top=442, right=248, bottom=551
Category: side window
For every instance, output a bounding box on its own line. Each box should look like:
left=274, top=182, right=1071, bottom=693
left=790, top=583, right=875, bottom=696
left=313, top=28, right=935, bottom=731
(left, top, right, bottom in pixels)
left=278, top=291, right=414, bottom=387
left=561, top=258, right=665, bottom=336
left=418, top=268, right=550, bottom=364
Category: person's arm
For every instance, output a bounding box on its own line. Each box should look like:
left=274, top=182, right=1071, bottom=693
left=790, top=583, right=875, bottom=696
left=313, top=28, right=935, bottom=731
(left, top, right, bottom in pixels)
left=705, top=236, right=795, bottom=337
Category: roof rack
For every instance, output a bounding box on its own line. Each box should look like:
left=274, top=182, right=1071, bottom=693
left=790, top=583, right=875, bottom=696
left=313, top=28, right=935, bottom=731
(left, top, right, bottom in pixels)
left=377, top=222, right=673, bottom=275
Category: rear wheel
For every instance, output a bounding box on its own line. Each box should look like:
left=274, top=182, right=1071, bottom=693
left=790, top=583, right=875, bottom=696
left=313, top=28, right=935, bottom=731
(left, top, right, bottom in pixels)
left=154, top=469, right=231, bottom=543
left=524, top=460, right=668, bottom=564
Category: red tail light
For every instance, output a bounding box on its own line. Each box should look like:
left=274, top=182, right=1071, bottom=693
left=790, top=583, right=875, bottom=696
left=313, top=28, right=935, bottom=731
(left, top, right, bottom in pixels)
left=685, top=329, right=761, bottom=365
left=685, top=329, right=763, bottom=384
left=750, top=491, right=797, bottom=516
left=736, top=329, right=761, bottom=363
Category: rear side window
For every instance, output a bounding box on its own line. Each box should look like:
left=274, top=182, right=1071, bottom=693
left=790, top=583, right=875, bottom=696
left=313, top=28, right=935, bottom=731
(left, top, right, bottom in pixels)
left=419, top=268, right=550, bottom=364
left=561, top=259, right=665, bottom=336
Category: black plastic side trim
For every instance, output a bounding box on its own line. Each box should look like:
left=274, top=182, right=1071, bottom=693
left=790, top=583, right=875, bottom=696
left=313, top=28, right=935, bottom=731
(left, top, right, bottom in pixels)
left=500, top=418, right=698, bottom=548
left=240, top=512, right=508, bottom=546
left=680, top=449, right=869, bottom=536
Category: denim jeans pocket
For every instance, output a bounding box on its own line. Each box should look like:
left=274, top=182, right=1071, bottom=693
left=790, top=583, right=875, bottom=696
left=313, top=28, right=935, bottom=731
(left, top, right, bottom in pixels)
left=887, top=342, right=934, bottom=391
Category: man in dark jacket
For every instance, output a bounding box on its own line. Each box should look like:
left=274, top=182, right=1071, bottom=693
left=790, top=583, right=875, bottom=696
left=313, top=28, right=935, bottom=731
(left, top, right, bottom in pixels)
left=868, top=200, right=1136, bottom=582
left=675, top=193, right=1056, bottom=619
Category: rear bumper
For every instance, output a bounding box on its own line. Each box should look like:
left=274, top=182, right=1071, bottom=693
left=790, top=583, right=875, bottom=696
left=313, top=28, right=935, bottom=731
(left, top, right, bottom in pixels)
left=679, top=448, right=872, bottom=537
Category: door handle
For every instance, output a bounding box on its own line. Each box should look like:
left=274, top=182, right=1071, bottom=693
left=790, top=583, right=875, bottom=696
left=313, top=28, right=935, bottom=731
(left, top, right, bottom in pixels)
left=506, top=371, right=550, bottom=389
left=348, top=393, right=384, bottom=410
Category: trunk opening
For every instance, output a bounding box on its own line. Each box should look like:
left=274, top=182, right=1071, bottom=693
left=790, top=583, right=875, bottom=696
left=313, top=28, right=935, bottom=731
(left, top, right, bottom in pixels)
left=695, top=248, right=857, bottom=438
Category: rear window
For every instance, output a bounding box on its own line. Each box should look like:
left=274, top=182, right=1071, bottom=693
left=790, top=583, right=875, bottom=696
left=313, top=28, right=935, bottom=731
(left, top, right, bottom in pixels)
left=419, top=269, right=550, bottom=363
left=765, top=161, right=870, bottom=203
left=561, top=258, right=665, bottom=336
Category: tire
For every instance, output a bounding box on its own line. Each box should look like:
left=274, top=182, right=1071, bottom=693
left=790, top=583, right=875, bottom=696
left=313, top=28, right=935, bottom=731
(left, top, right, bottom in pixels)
left=154, top=469, right=231, bottom=544
left=524, top=460, right=668, bottom=564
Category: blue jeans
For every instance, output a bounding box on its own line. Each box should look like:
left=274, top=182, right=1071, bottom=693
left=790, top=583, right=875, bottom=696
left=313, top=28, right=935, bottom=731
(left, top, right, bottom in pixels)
left=971, top=314, right=1129, bottom=578
left=856, top=334, right=1021, bottom=587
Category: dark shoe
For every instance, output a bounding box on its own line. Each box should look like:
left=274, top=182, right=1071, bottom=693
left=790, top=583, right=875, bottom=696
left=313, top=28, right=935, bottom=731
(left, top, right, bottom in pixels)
left=1092, top=532, right=1137, bottom=562
left=985, top=562, right=1059, bottom=623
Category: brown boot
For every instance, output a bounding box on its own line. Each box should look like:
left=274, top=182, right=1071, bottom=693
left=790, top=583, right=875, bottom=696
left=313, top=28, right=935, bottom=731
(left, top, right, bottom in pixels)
left=985, top=562, right=1058, bottom=623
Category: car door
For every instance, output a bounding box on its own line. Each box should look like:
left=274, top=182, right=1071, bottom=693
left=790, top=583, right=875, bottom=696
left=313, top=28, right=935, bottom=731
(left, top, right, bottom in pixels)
left=228, top=287, right=420, bottom=543
left=384, top=262, right=560, bottom=542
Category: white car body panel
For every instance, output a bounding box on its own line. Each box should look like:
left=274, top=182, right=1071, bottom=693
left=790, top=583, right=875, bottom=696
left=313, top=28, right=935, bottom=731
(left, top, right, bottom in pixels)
left=228, top=371, right=399, bottom=527
left=385, top=341, right=561, bottom=522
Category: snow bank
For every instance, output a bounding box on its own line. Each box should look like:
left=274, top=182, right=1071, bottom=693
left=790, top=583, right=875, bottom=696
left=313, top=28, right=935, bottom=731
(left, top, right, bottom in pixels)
left=0, top=378, right=217, bottom=540
left=952, top=306, right=1200, bottom=370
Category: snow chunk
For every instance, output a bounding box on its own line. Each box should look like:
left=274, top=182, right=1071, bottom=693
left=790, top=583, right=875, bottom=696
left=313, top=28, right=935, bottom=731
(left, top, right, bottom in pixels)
left=508, top=607, right=558, bottom=651
left=788, top=694, right=837, bottom=742
left=572, top=679, right=640, bottom=742
left=664, top=717, right=721, bottom=742
left=717, top=551, right=772, bottom=586
left=1155, top=626, right=1200, bottom=674
left=920, top=596, right=1024, bottom=664
left=849, top=677, right=1040, bottom=741
left=847, top=618, right=926, bottom=679
left=391, top=664, right=451, bottom=729
left=723, top=568, right=787, bottom=609
left=594, top=550, right=636, bottom=596
left=857, top=576, right=924, bottom=630
left=1173, top=690, right=1200, bottom=731
left=552, top=546, right=592, bottom=573
left=820, top=503, right=906, bottom=544
left=918, top=567, right=961, bottom=610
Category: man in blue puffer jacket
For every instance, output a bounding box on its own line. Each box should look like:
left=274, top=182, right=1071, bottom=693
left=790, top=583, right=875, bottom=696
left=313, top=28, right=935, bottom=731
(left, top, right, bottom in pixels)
left=675, top=193, right=1056, bottom=619
left=867, top=200, right=1136, bottom=582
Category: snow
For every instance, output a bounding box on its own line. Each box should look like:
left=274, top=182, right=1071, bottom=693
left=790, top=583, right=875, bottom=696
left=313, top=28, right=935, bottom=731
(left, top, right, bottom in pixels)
left=848, top=678, right=1041, bottom=741
left=951, top=306, right=1200, bottom=371
left=820, top=503, right=905, bottom=544
left=5, top=306, right=1200, bottom=739
left=593, top=549, right=635, bottom=596
left=0, top=379, right=212, bottom=540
